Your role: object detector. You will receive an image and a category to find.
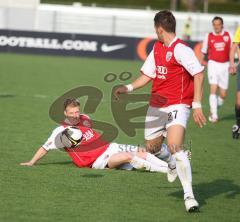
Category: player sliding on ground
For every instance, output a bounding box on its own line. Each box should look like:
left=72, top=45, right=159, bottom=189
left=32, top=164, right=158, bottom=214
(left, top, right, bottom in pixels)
left=20, top=98, right=177, bottom=181
left=114, top=10, right=206, bottom=212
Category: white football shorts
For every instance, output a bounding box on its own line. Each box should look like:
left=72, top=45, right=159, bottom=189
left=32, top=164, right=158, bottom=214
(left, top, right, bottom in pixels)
left=92, top=143, right=138, bottom=169
left=207, top=60, right=229, bottom=90
left=144, top=104, right=191, bottom=140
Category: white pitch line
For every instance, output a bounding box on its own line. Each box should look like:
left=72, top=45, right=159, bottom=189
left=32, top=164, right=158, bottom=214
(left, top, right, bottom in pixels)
left=33, top=94, right=48, bottom=98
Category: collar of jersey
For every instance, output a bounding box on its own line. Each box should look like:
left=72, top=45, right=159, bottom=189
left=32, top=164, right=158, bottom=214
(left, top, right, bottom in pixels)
left=165, top=36, right=178, bottom=48
left=212, top=30, right=225, bottom=36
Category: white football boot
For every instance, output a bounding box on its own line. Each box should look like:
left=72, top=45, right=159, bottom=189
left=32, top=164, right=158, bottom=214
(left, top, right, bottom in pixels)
left=167, top=150, right=191, bottom=183
left=208, top=114, right=218, bottom=123
left=184, top=197, right=199, bottom=212
left=232, top=124, right=240, bottom=139
left=167, top=168, right=177, bottom=183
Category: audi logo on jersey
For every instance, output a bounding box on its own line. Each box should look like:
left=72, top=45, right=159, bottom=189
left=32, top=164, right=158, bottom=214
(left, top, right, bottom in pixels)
left=157, top=65, right=168, bottom=75
left=156, top=65, right=168, bottom=80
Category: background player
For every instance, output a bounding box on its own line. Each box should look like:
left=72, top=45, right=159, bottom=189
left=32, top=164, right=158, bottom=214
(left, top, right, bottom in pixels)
left=201, top=16, right=232, bottom=123
left=20, top=98, right=175, bottom=177
left=114, top=10, right=206, bottom=212
left=229, top=26, right=240, bottom=139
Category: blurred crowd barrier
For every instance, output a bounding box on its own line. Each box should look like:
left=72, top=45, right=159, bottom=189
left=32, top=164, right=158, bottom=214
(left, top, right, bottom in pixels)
left=0, top=2, right=239, bottom=41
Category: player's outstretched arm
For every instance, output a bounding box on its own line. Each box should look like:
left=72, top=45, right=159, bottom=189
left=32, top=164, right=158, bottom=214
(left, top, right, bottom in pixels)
left=192, top=72, right=206, bottom=128
left=114, top=74, right=151, bottom=100
left=20, top=147, right=48, bottom=166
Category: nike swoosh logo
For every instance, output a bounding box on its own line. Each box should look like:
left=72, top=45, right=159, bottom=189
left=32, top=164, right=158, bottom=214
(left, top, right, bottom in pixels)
left=101, top=43, right=126, bottom=52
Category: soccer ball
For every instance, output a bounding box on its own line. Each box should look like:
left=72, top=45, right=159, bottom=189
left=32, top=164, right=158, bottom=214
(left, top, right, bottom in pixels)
left=61, top=126, right=83, bottom=148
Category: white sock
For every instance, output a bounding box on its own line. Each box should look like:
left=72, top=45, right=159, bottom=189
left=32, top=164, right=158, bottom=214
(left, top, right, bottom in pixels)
left=209, top=94, right=218, bottom=118
left=146, top=153, right=168, bottom=173
left=130, top=156, right=168, bottom=173
left=130, top=156, right=151, bottom=170
left=217, top=96, right=224, bottom=106
left=173, top=151, right=194, bottom=200
left=155, top=143, right=176, bottom=170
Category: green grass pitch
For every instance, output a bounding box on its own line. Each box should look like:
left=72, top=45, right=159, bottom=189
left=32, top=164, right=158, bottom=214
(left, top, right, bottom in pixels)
left=0, top=53, right=239, bottom=222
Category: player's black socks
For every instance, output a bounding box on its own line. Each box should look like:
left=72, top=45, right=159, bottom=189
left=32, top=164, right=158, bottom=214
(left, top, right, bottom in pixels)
left=235, top=105, right=240, bottom=127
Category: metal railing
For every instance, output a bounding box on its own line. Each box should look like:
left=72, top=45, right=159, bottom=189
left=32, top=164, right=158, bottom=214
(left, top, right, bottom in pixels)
left=0, top=3, right=239, bottom=41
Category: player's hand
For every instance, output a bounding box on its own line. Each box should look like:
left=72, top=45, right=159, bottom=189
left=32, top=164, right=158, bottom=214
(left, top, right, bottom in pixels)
left=229, top=64, right=237, bottom=75
left=113, top=85, right=128, bottom=100
left=192, top=108, right=206, bottom=128
left=20, top=161, right=34, bottom=166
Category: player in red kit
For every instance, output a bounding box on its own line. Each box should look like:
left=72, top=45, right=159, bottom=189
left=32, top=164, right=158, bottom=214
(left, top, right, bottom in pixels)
left=201, top=16, right=232, bottom=122
left=114, top=10, right=206, bottom=212
left=20, top=98, right=173, bottom=175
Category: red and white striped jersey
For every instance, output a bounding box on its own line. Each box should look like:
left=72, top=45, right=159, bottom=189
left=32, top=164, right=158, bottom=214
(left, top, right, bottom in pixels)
left=141, top=37, right=204, bottom=107
left=201, top=30, right=231, bottom=63
left=42, top=115, right=109, bottom=168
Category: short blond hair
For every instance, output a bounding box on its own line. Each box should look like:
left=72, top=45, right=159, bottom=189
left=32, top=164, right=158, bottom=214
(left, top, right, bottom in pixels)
left=63, top=98, right=80, bottom=110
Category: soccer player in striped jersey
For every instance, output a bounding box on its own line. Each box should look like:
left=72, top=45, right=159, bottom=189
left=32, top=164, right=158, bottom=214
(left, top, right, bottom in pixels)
left=201, top=16, right=232, bottom=123
left=20, top=98, right=176, bottom=178
left=114, top=10, right=206, bottom=212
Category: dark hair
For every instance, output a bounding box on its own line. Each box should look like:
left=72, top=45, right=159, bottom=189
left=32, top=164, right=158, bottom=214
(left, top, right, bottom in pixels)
left=154, top=10, right=176, bottom=33
left=64, top=98, right=80, bottom=110
left=212, top=16, right=223, bottom=25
